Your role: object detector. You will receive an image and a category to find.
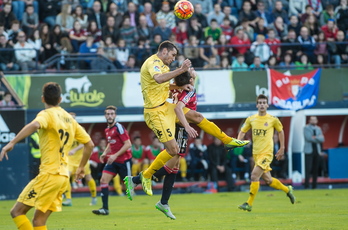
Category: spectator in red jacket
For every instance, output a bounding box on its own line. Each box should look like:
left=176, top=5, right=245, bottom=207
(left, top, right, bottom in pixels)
left=230, top=28, right=251, bottom=56
left=321, top=19, right=338, bottom=41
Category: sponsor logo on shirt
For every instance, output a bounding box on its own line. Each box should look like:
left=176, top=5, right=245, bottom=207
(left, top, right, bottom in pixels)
left=154, top=66, right=160, bottom=72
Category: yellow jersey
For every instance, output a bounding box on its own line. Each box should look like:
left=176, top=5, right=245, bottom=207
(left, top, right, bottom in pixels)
left=67, top=140, right=84, bottom=167
left=34, top=107, right=91, bottom=177
left=140, top=54, right=170, bottom=108
left=241, top=113, right=283, bottom=155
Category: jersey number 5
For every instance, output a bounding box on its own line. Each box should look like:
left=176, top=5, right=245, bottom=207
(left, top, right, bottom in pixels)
left=59, top=129, right=70, bottom=157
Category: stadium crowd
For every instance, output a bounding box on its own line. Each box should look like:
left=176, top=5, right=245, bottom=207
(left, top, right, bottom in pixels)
left=0, top=0, right=348, bottom=72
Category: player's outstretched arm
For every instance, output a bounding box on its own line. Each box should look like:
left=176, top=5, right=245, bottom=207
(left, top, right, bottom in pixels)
left=175, top=101, right=198, bottom=138
left=0, top=121, right=40, bottom=161
left=75, top=140, right=94, bottom=181
left=153, top=59, right=191, bottom=84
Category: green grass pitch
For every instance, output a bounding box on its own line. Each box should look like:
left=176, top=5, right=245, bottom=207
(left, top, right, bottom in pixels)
left=1, top=188, right=347, bottom=230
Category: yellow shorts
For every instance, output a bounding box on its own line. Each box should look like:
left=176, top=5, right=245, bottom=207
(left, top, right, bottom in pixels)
left=144, top=101, right=177, bottom=143
left=175, top=107, right=190, bottom=123
left=17, top=172, right=69, bottom=213
left=68, top=161, right=91, bottom=175
left=253, top=153, right=273, bottom=172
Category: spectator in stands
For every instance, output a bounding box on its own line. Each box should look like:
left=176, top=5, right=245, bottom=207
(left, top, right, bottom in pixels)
left=271, top=0, right=289, bottom=24
left=207, top=137, right=235, bottom=192
left=230, top=28, right=251, bottom=59
left=319, top=4, right=336, bottom=26
left=322, top=0, right=340, bottom=9
left=191, top=3, right=208, bottom=28
left=87, top=20, right=102, bottom=45
left=271, top=132, right=288, bottom=179
left=190, top=0, right=213, bottom=15
left=335, top=0, right=348, bottom=32
left=90, top=46, right=116, bottom=71
left=249, top=56, right=266, bottom=70
left=250, top=34, right=272, bottom=63
left=303, top=116, right=325, bottom=189
left=329, top=30, right=348, bottom=68
left=204, top=19, right=222, bottom=42
left=288, top=0, right=306, bottom=18
left=39, top=0, right=60, bottom=27
left=156, top=1, right=175, bottom=29
left=239, top=0, right=258, bottom=27
left=266, top=54, right=278, bottom=68
left=135, top=37, right=151, bottom=66
left=301, top=4, right=314, bottom=24
left=115, top=38, right=129, bottom=67
left=203, top=55, right=220, bottom=69
left=188, top=16, right=204, bottom=43
left=222, top=5, right=238, bottom=27
left=281, top=29, right=300, bottom=60
left=321, top=19, right=339, bottom=42
left=38, top=23, right=55, bottom=63
left=188, top=137, right=209, bottom=181
left=220, top=17, right=234, bottom=41
left=288, top=15, right=302, bottom=36
left=217, top=33, right=232, bottom=60
left=7, top=20, right=21, bottom=46
left=73, top=5, right=88, bottom=29
left=315, top=54, right=327, bottom=68
left=123, top=1, right=139, bottom=28
left=184, top=35, right=201, bottom=67
left=207, top=3, right=225, bottom=25
left=295, top=53, right=313, bottom=70
left=153, top=18, right=171, bottom=41
left=231, top=53, right=248, bottom=71
left=21, top=4, right=38, bottom=37
left=297, top=26, right=316, bottom=63
left=255, top=0, right=273, bottom=27
left=0, top=34, right=19, bottom=71
left=0, top=91, right=16, bottom=108
left=137, top=15, right=153, bottom=44
left=304, top=14, right=319, bottom=41
left=101, top=35, right=117, bottom=62
left=0, top=3, right=16, bottom=31
left=124, top=54, right=138, bottom=69
left=11, top=0, right=38, bottom=22
left=50, top=24, right=64, bottom=53
left=265, top=29, right=281, bottom=59
left=314, top=31, right=328, bottom=57
left=56, top=4, right=74, bottom=34
left=234, top=18, right=254, bottom=42
left=172, top=20, right=188, bottom=45
left=149, top=33, right=162, bottom=53
left=0, top=23, right=9, bottom=40
left=78, top=34, right=98, bottom=69
left=69, top=20, right=88, bottom=53
left=27, top=29, right=42, bottom=53
left=14, top=31, right=41, bottom=71
left=254, top=17, right=269, bottom=39
left=102, top=16, right=121, bottom=44
left=62, top=0, right=79, bottom=11
left=268, top=16, right=288, bottom=40
left=220, top=56, right=230, bottom=69
left=88, top=1, right=107, bottom=30
left=199, top=35, right=218, bottom=66
left=106, top=2, right=123, bottom=29
left=307, top=0, right=323, bottom=18
left=111, top=0, right=127, bottom=14
left=141, top=2, right=158, bottom=28
left=119, top=16, right=139, bottom=47
left=279, top=52, right=295, bottom=69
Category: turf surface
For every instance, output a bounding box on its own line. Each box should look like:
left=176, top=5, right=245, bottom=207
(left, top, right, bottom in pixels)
left=1, top=188, right=347, bottom=230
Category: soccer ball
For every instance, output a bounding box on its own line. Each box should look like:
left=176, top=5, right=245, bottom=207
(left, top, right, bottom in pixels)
left=174, top=0, right=194, bottom=20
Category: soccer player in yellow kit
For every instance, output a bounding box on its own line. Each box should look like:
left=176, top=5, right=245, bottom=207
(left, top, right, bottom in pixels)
left=0, top=82, right=94, bottom=230
left=139, top=40, right=249, bottom=196
left=62, top=113, right=97, bottom=206
left=237, top=94, right=295, bottom=212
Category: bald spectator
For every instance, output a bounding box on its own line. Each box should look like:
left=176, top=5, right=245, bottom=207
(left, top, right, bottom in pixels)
left=190, top=0, right=213, bottom=15
left=297, top=26, right=316, bottom=63
left=153, top=18, right=172, bottom=41
left=123, top=2, right=140, bottom=28
left=141, top=2, right=158, bottom=28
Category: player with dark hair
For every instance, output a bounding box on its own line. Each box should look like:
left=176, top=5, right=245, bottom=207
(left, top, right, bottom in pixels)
left=0, top=82, right=94, bottom=229
left=92, top=105, right=132, bottom=215
left=237, top=94, right=295, bottom=212
left=137, top=41, right=249, bottom=197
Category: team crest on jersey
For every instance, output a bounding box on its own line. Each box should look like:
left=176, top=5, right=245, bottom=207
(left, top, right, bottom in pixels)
left=154, top=66, right=160, bottom=72
left=264, top=122, right=268, bottom=126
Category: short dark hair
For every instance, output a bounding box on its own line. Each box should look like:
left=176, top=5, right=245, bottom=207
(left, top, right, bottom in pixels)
left=158, top=40, right=178, bottom=53
left=105, top=105, right=117, bottom=113
left=42, top=82, right=61, bottom=106
left=174, top=71, right=191, bottom=86
left=256, top=94, right=268, bottom=103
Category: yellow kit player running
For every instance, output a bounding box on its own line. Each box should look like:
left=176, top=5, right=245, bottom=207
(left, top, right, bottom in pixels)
left=0, top=82, right=93, bottom=230
left=62, top=112, right=97, bottom=207
left=237, top=94, right=295, bottom=212
left=139, top=40, right=249, bottom=196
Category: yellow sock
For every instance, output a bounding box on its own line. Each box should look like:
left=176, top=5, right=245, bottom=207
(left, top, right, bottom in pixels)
left=65, top=182, right=72, bottom=199
left=180, top=157, right=187, bottom=178
left=13, top=215, right=33, bottom=230
left=88, top=178, right=97, bottom=198
left=142, top=163, right=149, bottom=171
left=143, top=150, right=173, bottom=178
left=132, top=163, right=141, bottom=176
left=34, top=226, right=47, bottom=230
left=113, top=175, right=123, bottom=195
left=269, top=178, right=289, bottom=193
left=247, top=181, right=260, bottom=206
left=197, top=118, right=232, bottom=144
